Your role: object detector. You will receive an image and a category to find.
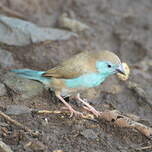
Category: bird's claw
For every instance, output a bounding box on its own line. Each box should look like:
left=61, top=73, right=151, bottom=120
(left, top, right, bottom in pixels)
left=83, top=106, right=102, bottom=117
left=61, top=106, right=84, bottom=118
left=69, top=110, right=84, bottom=118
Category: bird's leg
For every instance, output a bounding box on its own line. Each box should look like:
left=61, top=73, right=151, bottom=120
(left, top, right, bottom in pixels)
left=76, top=93, right=102, bottom=117
left=56, top=94, right=83, bottom=117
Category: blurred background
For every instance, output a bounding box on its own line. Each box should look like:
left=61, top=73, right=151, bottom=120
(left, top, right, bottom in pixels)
left=0, top=0, right=151, bottom=152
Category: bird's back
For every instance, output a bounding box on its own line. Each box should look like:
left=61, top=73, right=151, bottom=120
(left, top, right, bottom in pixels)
left=43, top=50, right=120, bottom=79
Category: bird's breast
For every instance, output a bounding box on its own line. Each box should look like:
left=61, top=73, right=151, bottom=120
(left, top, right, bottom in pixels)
left=48, top=73, right=107, bottom=97
left=65, top=73, right=105, bottom=88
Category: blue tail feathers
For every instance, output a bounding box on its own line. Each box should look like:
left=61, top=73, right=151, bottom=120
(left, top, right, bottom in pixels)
left=11, top=69, right=50, bottom=84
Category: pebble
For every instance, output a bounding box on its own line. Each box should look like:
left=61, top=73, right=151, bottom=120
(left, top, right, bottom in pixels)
left=0, top=140, right=13, bottom=152
left=0, top=83, right=7, bottom=96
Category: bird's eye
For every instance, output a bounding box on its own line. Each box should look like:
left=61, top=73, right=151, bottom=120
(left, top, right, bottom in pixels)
left=107, top=64, right=112, bottom=68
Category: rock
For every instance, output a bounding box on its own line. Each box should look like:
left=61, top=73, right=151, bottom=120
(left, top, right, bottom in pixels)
left=24, top=140, right=46, bottom=151
left=53, top=150, right=64, bottom=152
left=0, top=122, right=9, bottom=127
left=59, top=13, right=90, bottom=32
left=0, top=140, right=13, bottom=152
left=0, top=15, right=77, bottom=46
left=80, top=129, right=98, bottom=139
left=0, top=49, right=15, bottom=68
left=0, top=83, right=7, bottom=96
left=5, top=105, right=31, bottom=115
left=2, top=72, right=44, bottom=100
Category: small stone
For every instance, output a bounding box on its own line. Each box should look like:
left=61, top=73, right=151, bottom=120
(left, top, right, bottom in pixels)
left=53, top=150, right=64, bottom=152
left=59, top=13, right=90, bottom=33
left=0, top=122, right=9, bottom=127
left=0, top=83, right=7, bottom=96
left=0, top=140, right=13, bottom=152
left=24, top=140, right=46, bottom=151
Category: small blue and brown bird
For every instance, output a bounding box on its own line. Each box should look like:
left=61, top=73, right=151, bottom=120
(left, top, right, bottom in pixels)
left=11, top=50, right=125, bottom=117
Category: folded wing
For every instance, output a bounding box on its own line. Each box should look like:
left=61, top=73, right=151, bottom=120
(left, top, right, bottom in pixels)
left=43, top=51, right=98, bottom=79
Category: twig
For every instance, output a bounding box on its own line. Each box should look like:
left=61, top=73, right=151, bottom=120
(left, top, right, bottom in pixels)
left=0, top=2, right=26, bottom=20
left=36, top=110, right=63, bottom=114
left=34, top=109, right=96, bottom=120
left=135, top=145, right=152, bottom=150
left=0, top=111, right=39, bottom=136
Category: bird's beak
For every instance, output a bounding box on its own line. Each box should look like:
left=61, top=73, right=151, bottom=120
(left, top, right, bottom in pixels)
left=116, top=64, right=126, bottom=75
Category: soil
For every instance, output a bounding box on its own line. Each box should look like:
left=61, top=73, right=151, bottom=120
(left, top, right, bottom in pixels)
left=0, top=0, right=152, bottom=152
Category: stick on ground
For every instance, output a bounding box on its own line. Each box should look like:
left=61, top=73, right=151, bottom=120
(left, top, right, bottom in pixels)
left=0, top=111, right=39, bottom=136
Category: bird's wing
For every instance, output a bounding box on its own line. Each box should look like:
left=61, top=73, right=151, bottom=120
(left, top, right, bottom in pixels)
left=43, top=51, right=98, bottom=79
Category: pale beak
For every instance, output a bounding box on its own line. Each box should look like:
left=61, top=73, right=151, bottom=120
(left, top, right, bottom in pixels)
left=116, top=64, right=125, bottom=75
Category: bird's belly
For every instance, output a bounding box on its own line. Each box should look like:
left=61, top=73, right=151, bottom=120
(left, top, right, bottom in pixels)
left=60, top=87, right=90, bottom=98
left=49, top=78, right=78, bottom=97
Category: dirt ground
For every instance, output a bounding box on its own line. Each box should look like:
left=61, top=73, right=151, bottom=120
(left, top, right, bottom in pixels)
left=0, top=0, right=152, bottom=152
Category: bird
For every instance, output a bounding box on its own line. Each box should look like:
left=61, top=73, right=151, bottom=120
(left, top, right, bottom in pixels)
left=11, top=50, right=125, bottom=117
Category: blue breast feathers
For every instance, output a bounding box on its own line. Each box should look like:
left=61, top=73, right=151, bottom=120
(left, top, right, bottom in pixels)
left=65, top=73, right=106, bottom=88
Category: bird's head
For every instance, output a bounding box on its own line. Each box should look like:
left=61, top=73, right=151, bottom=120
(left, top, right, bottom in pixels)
left=96, top=51, right=125, bottom=77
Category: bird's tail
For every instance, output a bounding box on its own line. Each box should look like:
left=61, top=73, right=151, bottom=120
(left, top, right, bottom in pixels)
left=11, top=69, right=50, bottom=84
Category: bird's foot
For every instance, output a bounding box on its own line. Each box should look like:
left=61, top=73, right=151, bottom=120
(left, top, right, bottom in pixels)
left=83, top=106, right=102, bottom=117
left=56, top=94, right=84, bottom=118
left=69, top=108, right=84, bottom=118
left=76, top=93, right=102, bottom=117
left=61, top=106, right=84, bottom=118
